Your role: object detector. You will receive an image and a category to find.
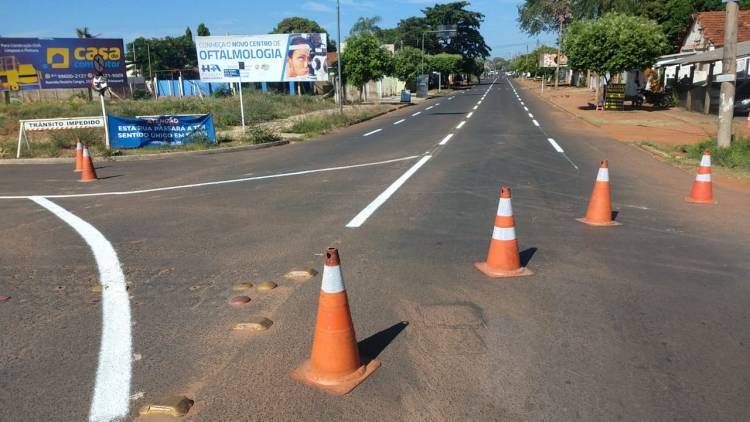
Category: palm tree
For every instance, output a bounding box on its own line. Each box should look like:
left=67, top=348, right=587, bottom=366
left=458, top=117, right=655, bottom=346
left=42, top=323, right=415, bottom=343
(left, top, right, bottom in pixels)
left=349, top=16, right=382, bottom=36
left=75, top=27, right=99, bottom=38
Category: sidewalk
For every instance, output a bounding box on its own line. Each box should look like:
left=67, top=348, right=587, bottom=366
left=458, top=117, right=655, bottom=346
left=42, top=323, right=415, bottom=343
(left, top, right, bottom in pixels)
left=515, top=79, right=750, bottom=146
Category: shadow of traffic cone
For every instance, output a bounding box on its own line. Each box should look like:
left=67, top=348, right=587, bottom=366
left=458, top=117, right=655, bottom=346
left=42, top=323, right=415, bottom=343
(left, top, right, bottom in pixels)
left=79, top=144, right=97, bottom=183
left=290, top=248, right=380, bottom=395
left=577, top=160, right=621, bottom=226
left=686, top=149, right=716, bottom=204
left=74, top=139, right=83, bottom=172
left=474, top=186, right=533, bottom=278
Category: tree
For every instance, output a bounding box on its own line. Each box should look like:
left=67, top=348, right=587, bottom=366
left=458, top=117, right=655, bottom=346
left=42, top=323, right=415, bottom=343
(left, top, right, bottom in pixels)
left=184, top=27, right=193, bottom=40
left=564, top=13, right=668, bottom=100
left=429, top=53, right=463, bottom=81
left=341, top=33, right=394, bottom=100
left=393, top=47, right=424, bottom=87
left=271, top=17, right=336, bottom=51
left=75, top=27, right=96, bottom=38
left=197, top=23, right=211, bottom=37
left=350, top=16, right=382, bottom=36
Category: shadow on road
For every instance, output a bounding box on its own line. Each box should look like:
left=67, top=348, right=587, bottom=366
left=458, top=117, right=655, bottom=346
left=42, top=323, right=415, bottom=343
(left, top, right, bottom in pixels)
left=520, top=247, right=537, bottom=267
left=358, top=321, right=409, bottom=361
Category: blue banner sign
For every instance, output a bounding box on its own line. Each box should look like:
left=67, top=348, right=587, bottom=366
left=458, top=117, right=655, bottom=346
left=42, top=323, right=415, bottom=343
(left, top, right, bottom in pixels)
left=108, top=114, right=216, bottom=148
left=0, top=37, right=126, bottom=91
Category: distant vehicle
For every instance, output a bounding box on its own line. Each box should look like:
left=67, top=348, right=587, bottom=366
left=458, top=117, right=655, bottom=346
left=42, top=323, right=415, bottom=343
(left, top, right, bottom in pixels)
left=0, top=56, right=39, bottom=91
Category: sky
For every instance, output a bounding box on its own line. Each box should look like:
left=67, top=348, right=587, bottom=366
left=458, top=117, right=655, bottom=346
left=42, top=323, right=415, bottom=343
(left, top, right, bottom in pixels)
left=0, top=0, right=556, bottom=59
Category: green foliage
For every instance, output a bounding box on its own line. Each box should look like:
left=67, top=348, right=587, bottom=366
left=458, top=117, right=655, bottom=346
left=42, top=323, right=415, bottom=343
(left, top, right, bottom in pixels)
left=422, top=2, right=491, bottom=75
left=393, top=47, right=423, bottom=85
left=271, top=17, right=337, bottom=51
left=285, top=107, right=390, bottom=138
left=341, top=33, right=394, bottom=96
left=350, top=16, right=382, bottom=36
left=197, top=23, right=210, bottom=36
left=563, top=13, right=668, bottom=75
left=507, top=46, right=558, bottom=76
left=517, top=0, right=573, bottom=35
left=245, top=126, right=281, bottom=144
left=127, top=29, right=198, bottom=78
left=429, top=53, right=463, bottom=77
left=684, top=139, right=750, bottom=170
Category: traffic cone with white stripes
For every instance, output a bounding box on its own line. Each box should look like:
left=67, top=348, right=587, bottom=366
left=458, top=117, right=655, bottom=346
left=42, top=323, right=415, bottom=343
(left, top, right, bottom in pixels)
left=577, top=160, right=621, bottom=226
left=686, top=150, right=716, bottom=204
left=79, top=144, right=97, bottom=182
left=74, top=139, right=83, bottom=172
left=474, top=187, right=533, bottom=278
left=290, top=247, right=380, bottom=395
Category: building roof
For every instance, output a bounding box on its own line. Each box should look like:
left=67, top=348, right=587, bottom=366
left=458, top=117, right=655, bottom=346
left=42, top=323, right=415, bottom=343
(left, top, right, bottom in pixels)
left=673, top=40, right=750, bottom=65
left=691, top=11, right=750, bottom=48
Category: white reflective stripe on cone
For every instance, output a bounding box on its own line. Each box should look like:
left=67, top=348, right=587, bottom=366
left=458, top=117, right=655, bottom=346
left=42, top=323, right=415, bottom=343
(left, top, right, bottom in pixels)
left=496, top=198, right=513, bottom=217
left=83, top=148, right=91, bottom=158
left=492, top=226, right=516, bottom=241
left=596, top=167, right=609, bottom=182
left=695, top=173, right=712, bottom=182
left=700, top=154, right=711, bottom=167
left=321, top=265, right=345, bottom=294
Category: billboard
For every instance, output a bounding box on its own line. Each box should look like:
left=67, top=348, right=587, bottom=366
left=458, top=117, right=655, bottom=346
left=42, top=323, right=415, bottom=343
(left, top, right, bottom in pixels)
left=196, top=33, right=328, bottom=83
left=540, top=53, right=568, bottom=68
left=0, top=37, right=126, bottom=91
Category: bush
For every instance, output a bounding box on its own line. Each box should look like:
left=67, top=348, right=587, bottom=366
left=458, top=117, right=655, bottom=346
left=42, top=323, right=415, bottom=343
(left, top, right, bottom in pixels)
left=246, top=126, right=281, bottom=144
left=684, top=138, right=750, bottom=170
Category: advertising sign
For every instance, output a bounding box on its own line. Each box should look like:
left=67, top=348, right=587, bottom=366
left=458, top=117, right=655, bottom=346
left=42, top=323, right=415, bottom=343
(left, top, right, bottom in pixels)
left=196, top=33, right=328, bottom=83
left=0, top=38, right=126, bottom=91
left=108, top=114, right=216, bottom=149
left=539, top=53, right=568, bottom=68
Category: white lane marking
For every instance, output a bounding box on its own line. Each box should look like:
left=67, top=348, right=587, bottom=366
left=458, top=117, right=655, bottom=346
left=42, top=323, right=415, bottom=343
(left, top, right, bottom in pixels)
left=448, top=96, right=454, bottom=100
left=30, top=196, right=132, bottom=422
left=467, top=112, right=474, bottom=118
left=532, top=120, right=540, bottom=127
left=547, top=138, right=565, bottom=153
left=346, top=155, right=432, bottom=228
left=412, top=111, right=421, bottom=116
left=528, top=113, right=534, bottom=118
left=477, top=101, right=483, bottom=105
left=363, top=128, right=382, bottom=137
left=435, top=103, right=440, bottom=106
left=426, top=106, right=434, bottom=110
left=520, top=102, right=525, bottom=106
left=523, top=106, right=529, bottom=112
left=456, top=121, right=466, bottom=129
left=439, top=134, right=454, bottom=145
left=472, top=106, right=478, bottom=110
left=0, top=156, right=420, bottom=200
left=393, top=119, right=406, bottom=125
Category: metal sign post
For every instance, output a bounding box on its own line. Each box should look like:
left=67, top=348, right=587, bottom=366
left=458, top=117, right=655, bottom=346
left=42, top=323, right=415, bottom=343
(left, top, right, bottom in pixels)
left=99, top=92, right=110, bottom=149
left=238, top=62, right=246, bottom=131
left=92, top=55, right=111, bottom=149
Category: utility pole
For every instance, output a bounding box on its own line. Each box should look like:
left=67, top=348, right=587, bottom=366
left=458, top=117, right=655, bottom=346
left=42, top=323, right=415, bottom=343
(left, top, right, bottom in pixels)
left=555, top=15, right=563, bottom=89
left=717, top=0, right=738, bottom=148
left=337, top=0, right=343, bottom=114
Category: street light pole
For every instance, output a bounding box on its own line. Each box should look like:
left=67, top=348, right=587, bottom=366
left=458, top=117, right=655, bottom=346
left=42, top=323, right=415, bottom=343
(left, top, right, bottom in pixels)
left=718, top=0, right=738, bottom=148
left=337, top=0, right=344, bottom=114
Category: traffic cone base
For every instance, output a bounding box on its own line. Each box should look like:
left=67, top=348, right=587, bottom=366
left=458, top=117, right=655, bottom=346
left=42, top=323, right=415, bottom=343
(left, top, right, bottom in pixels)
left=685, top=196, right=717, bottom=204
left=576, top=217, right=622, bottom=227
left=474, top=261, right=533, bottom=278
left=290, top=358, right=381, bottom=396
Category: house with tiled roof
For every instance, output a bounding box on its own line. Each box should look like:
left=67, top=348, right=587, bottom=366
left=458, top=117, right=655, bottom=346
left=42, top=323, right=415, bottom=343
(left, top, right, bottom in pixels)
left=681, top=11, right=750, bottom=52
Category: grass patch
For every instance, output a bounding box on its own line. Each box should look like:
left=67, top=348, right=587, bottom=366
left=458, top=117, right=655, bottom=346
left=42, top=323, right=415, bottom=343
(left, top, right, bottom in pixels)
left=682, top=138, right=750, bottom=170
left=285, top=107, right=390, bottom=138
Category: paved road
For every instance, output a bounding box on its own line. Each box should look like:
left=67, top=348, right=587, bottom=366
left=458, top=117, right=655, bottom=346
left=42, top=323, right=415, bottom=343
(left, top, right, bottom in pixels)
left=2, top=77, right=750, bottom=421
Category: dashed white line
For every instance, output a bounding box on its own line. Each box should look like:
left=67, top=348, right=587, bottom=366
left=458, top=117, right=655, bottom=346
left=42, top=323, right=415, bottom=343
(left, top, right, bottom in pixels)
left=346, top=155, right=432, bottom=228
left=30, top=196, right=132, bottom=422
left=426, top=106, right=434, bottom=110
left=439, top=134, right=454, bottom=145
left=363, top=129, right=382, bottom=137
left=472, top=105, right=478, bottom=110
left=547, top=138, right=565, bottom=153
left=532, top=120, right=540, bottom=127
left=528, top=113, right=534, bottom=118
left=456, top=121, right=466, bottom=129
left=523, top=106, right=529, bottom=112
left=466, top=112, right=474, bottom=118
left=412, top=111, right=421, bottom=116
left=435, top=103, right=440, bottom=106
left=393, top=119, right=406, bottom=125
left=448, top=96, right=454, bottom=100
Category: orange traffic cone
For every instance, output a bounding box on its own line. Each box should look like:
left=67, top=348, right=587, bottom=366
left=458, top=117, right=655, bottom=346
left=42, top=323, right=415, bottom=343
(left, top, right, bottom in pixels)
left=79, top=144, right=97, bottom=182
left=746, top=114, right=750, bottom=129
left=686, top=149, right=716, bottom=204
left=577, top=160, right=621, bottom=226
left=74, top=139, right=83, bottom=172
left=474, top=187, right=533, bottom=278
left=291, top=248, right=380, bottom=395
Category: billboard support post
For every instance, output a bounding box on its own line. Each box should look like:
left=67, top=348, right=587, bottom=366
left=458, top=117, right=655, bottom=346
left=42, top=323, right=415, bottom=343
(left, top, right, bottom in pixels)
left=99, top=93, right=110, bottom=149
left=238, top=79, right=246, bottom=132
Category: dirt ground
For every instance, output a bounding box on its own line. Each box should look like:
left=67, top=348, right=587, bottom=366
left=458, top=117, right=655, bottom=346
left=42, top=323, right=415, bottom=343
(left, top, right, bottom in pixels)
left=515, top=79, right=750, bottom=192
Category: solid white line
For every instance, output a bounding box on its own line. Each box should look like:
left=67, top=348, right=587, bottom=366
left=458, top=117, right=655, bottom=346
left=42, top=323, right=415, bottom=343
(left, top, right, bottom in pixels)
left=363, top=128, right=382, bottom=137
left=393, top=119, right=406, bottom=125
left=346, top=155, right=432, bottom=228
left=532, top=120, right=540, bottom=127
left=426, top=106, right=434, bottom=110
left=412, top=111, right=421, bottom=116
left=472, top=105, right=478, bottom=110
left=0, top=156, right=420, bottom=200
left=467, top=112, right=474, bottom=118
left=547, top=138, right=565, bottom=153
left=30, top=197, right=132, bottom=422
left=456, top=121, right=466, bottom=129
left=439, top=134, right=454, bottom=145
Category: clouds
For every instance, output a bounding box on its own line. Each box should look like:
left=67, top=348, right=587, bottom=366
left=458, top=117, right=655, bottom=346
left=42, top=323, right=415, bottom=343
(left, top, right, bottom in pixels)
left=303, top=1, right=334, bottom=13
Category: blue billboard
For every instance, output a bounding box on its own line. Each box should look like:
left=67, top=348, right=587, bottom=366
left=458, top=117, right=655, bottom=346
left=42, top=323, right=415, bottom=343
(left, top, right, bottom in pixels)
left=108, top=114, right=216, bottom=149
left=0, top=38, right=126, bottom=91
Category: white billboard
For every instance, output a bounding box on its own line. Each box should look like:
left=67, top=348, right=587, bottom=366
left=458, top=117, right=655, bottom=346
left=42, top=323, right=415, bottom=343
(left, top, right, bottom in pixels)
left=196, top=33, right=328, bottom=83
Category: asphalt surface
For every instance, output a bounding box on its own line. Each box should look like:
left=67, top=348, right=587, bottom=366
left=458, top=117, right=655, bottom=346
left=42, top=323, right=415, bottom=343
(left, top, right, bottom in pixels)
left=1, top=77, right=750, bottom=422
